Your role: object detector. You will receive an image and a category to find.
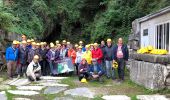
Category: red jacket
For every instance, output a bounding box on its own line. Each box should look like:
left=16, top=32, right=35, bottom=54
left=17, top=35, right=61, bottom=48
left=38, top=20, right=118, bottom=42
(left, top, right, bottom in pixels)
left=92, top=48, right=103, bottom=64
left=68, top=49, right=76, bottom=64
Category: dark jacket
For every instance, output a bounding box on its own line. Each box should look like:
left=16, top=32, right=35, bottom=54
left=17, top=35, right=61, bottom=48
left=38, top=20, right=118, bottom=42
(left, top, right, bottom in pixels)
left=113, top=44, right=129, bottom=61
left=100, top=45, right=106, bottom=60
left=28, top=48, right=37, bottom=63
left=46, top=49, right=60, bottom=62
left=78, top=62, right=89, bottom=74
left=19, top=47, right=29, bottom=64
left=104, top=45, right=114, bottom=61
left=39, top=48, right=48, bottom=60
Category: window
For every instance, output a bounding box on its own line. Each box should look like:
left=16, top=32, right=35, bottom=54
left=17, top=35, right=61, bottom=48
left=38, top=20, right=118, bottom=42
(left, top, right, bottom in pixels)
left=143, top=29, right=148, bottom=36
left=155, top=23, right=169, bottom=50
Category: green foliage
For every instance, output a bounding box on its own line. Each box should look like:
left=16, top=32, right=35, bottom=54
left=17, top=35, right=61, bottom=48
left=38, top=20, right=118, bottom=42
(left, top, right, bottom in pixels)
left=0, top=0, right=170, bottom=42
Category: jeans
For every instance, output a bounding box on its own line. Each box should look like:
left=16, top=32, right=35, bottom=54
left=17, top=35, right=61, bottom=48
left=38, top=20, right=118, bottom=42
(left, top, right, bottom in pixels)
left=101, top=60, right=106, bottom=72
left=17, top=63, right=27, bottom=76
left=117, top=58, right=125, bottom=80
left=105, top=60, right=115, bottom=79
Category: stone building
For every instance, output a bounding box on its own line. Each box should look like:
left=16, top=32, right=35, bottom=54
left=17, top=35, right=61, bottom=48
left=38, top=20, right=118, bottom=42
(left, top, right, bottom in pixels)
left=129, top=6, right=170, bottom=90
left=130, top=6, right=170, bottom=53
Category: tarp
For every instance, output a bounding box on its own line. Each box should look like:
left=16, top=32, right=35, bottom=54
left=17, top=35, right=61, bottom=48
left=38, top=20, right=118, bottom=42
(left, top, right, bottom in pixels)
left=56, top=57, right=74, bottom=74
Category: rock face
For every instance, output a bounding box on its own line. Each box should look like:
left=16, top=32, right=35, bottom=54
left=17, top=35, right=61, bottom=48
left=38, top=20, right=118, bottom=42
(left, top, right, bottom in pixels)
left=130, top=60, right=167, bottom=90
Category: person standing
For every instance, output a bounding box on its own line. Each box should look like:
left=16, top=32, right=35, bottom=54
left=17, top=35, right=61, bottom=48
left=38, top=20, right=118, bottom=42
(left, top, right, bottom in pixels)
left=104, top=39, right=115, bottom=79
left=100, top=40, right=106, bottom=72
left=5, top=40, right=19, bottom=79
left=75, top=46, right=83, bottom=75
left=113, top=38, right=129, bottom=82
left=91, top=43, right=103, bottom=68
left=82, top=45, right=92, bottom=66
left=79, top=41, right=86, bottom=52
left=26, top=39, right=32, bottom=49
left=68, top=44, right=76, bottom=65
left=28, top=42, right=37, bottom=63
left=46, top=43, right=58, bottom=75
left=18, top=40, right=29, bottom=78
left=39, top=42, right=48, bottom=76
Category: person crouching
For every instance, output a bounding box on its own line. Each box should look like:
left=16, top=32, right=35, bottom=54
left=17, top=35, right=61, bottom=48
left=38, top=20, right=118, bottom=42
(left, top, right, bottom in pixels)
left=26, top=55, right=41, bottom=82
left=88, top=59, right=104, bottom=82
left=78, top=59, right=89, bottom=81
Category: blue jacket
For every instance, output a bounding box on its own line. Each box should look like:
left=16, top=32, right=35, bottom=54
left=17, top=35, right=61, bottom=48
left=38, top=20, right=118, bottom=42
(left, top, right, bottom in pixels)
left=88, top=64, right=104, bottom=75
left=113, top=44, right=129, bottom=61
left=5, top=47, right=19, bottom=61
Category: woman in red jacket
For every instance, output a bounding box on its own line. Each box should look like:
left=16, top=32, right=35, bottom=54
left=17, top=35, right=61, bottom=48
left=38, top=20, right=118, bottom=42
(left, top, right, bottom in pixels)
left=91, top=43, right=103, bottom=66
left=68, top=44, right=76, bottom=64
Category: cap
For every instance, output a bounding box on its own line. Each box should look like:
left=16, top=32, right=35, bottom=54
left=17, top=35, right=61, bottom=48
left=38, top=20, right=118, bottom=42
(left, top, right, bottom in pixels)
left=34, top=55, right=39, bottom=59
left=22, top=40, right=27, bottom=44
left=107, top=38, right=112, bottom=42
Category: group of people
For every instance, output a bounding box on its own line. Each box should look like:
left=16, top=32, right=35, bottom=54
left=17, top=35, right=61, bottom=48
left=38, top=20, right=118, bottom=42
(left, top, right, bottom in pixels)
left=5, top=34, right=129, bottom=83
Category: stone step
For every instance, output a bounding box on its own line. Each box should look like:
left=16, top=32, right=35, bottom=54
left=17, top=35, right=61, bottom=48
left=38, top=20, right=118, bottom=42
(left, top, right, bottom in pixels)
left=44, top=86, right=67, bottom=94
left=13, top=98, right=31, bottom=100
left=7, top=90, right=39, bottom=96
left=102, top=95, right=131, bottom=100
left=16, top=86, right=45, bottom=91
left=137, top=95, right=169, bottom=100
left=41, top=76, right=68, bottom=80
left=0, top=91, right=7, bottom=100
left=64, top=87, right=95, bottom=98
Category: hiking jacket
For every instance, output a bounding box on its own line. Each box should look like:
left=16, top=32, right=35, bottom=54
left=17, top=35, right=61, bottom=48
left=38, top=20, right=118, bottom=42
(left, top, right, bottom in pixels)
left=78, top=62, right=89, bottom=74
left=104, top=45, right=114, bottom=61
left=5, top=47, right=19, bottom=61
left=68, top=49, right=76, bottom=64
left=92, top=48, right=103, bottom=64
left=46, top=49, right=60, bottom=62
left=82, top=50, right=92, bottom=64
left=19, top=47, right=29, bottom=64
left=75, top=51, right=83, bottom=64
left=113, top=44, right=129, bottom=61
left=26, top=61, right=41, bottom=78
left=39, top=48, right=48, bottom=60
left=28, top=48, right=39, bottom=63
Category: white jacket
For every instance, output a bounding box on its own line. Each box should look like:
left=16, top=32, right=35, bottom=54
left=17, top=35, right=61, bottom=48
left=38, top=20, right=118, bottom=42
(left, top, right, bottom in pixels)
left=75, top=51, right=83, bottom=64
left=26, top=61, right=41, bottom=79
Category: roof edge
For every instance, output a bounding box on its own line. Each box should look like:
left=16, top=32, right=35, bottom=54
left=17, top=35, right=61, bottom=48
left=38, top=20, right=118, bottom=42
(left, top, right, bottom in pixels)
left=137, top=6, right=170, bottom=23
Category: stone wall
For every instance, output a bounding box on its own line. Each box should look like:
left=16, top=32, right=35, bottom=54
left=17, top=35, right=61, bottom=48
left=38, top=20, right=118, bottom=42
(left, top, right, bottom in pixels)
left=0, top=30, right=21, bottom=51
left=129, top=53, right=170, bottom=90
